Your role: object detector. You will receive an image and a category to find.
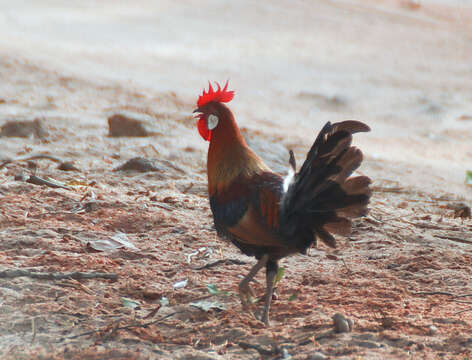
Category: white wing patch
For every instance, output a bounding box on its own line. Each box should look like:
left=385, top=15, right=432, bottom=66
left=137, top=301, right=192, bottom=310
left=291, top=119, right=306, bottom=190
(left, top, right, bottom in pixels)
left=283, top=167, right=295, bottom=193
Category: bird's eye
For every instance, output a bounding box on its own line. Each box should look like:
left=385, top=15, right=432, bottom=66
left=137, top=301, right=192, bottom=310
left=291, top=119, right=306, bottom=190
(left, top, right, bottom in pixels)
left=207, top=114, right=219, bottom=130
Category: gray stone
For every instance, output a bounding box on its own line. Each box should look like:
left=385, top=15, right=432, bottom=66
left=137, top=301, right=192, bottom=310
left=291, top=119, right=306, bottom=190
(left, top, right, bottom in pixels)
left=0, top=118, right=47, bottom=138
left=108, top=113, right=151, bottom=137
left=307, top=351, right=328, bottom=360
left=332, top=313, right=353, bottom=333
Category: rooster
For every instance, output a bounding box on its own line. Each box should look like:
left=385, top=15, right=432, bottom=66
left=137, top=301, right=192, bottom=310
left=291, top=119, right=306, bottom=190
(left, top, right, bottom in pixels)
left=193, top=82, right=371, bottom=325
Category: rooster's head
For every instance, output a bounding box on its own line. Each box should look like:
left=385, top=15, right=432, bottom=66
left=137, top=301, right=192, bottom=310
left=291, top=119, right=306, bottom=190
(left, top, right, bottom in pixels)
left=193, top=81, right=234, bottom=141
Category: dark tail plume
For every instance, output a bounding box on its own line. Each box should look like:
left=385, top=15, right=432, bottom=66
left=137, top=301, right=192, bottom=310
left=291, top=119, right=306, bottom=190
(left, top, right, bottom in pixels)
left=280, top=121, right=371, bottom=249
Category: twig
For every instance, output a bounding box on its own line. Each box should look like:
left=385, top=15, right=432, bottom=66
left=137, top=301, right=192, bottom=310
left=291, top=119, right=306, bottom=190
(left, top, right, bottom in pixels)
left=0, top=154, right=64, bottom=170
left=455, top=293, right=472, bottom=298
left=342, top=259, right=352, bottom=275
left=404, top=221, right=445, bottom=230
left=236, top=341, right=278, bottom=356
left=181, top=182, right=194, bottom=193
left=52, top=311, right=89, bottom=319
left=297, top=330, right=336, bottom=346
left=0, top=269, right=118, bottom=281
left=110, top=312, right=180, bottom=333
left=61, top=326, right=114, bottom=341
left=61, top=311, right=181, bottom=342
left=59, top=279, right=94, bottom=294
left=413, top=291, right=454, bottom=297
left=159, top=159, right=186, bottom=174
left=453, top=300, right=472, bottom=304
left=372, top=186, right=407, bottom=194
left=144, top=305, right=161, bottom=319
left=185, top=294, right=213, bottom=303
left=454, top=308, right=472, bottom=315
left=26, top=175, right=71, bottom=190
left=413, top=291, right=472, bottom=302
left=190, top=258, right=247, bottom=270
left=155, top=203, right=174, bottom=211
left=31, top=317, right=36, bottom=344
left=364, top=216, right=383, bottom=226
left=434, top=235, right=472, bottom=246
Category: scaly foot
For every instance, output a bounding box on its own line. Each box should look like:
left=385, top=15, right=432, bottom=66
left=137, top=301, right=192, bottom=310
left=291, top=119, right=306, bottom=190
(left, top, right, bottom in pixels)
left=238, top=280, right=255, bottom=310
left=254, top=307, right=271, bottom=326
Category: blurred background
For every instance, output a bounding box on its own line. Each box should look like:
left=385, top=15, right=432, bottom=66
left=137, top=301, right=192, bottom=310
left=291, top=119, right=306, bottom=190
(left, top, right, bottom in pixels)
left=1, top=0, right=471, bottom=199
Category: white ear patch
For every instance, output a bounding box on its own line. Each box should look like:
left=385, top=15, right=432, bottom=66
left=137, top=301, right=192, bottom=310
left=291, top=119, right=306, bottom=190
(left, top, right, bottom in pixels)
left=207, top=114, right=219, bottom=130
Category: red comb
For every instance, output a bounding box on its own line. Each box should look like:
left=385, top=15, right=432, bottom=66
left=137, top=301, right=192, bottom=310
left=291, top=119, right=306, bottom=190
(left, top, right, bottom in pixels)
left=197, top=81, right=234, bottom=108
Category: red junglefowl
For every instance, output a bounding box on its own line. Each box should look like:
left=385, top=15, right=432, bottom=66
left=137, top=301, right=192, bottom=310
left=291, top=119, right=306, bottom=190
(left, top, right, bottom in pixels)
left=193, top=81, right=371, bottom=325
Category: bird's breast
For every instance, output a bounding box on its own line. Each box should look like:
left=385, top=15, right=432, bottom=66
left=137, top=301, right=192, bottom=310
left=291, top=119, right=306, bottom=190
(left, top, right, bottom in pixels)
left=227, top=205, right=284, bottom=247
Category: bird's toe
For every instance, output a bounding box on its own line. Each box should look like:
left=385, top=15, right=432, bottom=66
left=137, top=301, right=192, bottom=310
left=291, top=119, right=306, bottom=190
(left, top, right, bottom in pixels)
left=238, top=282, right=255, bottom=309
left=254, top=308, right=270, bottom=326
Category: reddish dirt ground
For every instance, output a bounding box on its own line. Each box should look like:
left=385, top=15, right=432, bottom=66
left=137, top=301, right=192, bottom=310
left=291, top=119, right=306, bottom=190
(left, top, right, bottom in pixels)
left=1, top=55, right=471, bottom=360
left=1, top=0, right=472, bottom=358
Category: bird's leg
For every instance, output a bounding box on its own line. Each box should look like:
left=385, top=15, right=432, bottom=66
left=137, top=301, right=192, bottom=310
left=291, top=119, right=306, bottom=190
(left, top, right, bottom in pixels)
left=238, top=254, right=269, bottom=310
left=260, top=260, right=278, bottom=326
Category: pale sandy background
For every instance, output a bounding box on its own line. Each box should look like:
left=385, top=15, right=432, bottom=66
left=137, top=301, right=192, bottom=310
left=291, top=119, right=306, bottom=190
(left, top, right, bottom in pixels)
left=1, top=0, right=471, bottom=199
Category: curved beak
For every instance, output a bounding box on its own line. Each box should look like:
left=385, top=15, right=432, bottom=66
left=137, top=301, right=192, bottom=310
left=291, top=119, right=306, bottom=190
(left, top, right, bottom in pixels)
left=192, top=108, right=202, bottom=118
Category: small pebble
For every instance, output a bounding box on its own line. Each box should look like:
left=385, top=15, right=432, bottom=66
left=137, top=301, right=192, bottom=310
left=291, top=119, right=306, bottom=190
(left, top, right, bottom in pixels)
left=332, top=313, right=353, bottom=333
left=397, top=201, right=408, bottom=209
left=0, top=118, right=47, bottom=138
left=428, top=325, right=438, bottom=335
left=115, top=157, right=162, bottom=172
left=108, top=113, right=150, bottom=137
left=280, top=347, right=292, bottom=360
left=58, top=161, right=80, bottom=171
left=309, top=352, right=327, bottom=360
left=14, top=173, right=28, bottom=181
left=354, top=340, right=382, bottom=349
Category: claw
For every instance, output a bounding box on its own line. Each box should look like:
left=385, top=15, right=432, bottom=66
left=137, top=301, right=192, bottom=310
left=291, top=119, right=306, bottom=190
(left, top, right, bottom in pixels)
left=238, top=280, right=255, bottom=309
left=236, top=255, right=269, bottom=316
left=254, top=307, right=271, bottom=326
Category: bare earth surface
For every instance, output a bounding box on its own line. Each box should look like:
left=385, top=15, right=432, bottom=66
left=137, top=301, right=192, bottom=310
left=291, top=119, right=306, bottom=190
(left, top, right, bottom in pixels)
left=1, top=0, right=472, bottom=359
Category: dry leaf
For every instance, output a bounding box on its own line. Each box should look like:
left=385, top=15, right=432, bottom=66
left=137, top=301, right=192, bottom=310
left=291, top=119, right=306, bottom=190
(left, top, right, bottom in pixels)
left=87, top=232, right=138, bottom=251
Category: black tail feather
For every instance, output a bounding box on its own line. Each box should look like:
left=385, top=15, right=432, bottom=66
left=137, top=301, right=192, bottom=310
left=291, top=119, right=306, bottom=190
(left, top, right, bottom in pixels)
left=280, top=120, right=371, bottom=249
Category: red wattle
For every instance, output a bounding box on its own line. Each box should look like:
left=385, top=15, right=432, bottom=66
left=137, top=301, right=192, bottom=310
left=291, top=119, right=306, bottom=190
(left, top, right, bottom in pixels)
left=198, top=117, right=211, bottom=141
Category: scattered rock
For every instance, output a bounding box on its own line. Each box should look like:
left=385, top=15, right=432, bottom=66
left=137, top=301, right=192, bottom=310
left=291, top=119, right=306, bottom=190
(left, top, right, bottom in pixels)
left=226, top=348, right=260, bottom=359
left=0, top=118, right=48, bottom=138
left=178, top=352, right=219, bottom=360
left=279, top=347, right=292, bottom=359
left=108, top=113, right=151, bottom=137
left=458, top=114, right=472, bottom=121
left=14, top=173, right=28, bottom=181
left=381, top=316, right=395, bottom=329
left=402, top=0, right=421, bottom=10
left=432, top=317, right=467, bottom=326
left=298, top=92, right=349, bottom=110
left=447, top=202, right=471, bottom=219
left=397, top=201, right=409, bottom=209
left=57, top=161, right=80, bottom=171
left=352, top=340, right=383, bottom=349
left=26, top=175, right=70, bottom=189
left=422, top=103, right=444, bottom=115
left=428, top=325, right=439, bottom=335
left=236, top=339, right=275, bottom=356
left=210, top=328, right=246, bottom=346
left=332, top=313, right=353, bottom=333
left=115, top=157, right=163, bottom=172
left=307, top=352, right=327, bottom=360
